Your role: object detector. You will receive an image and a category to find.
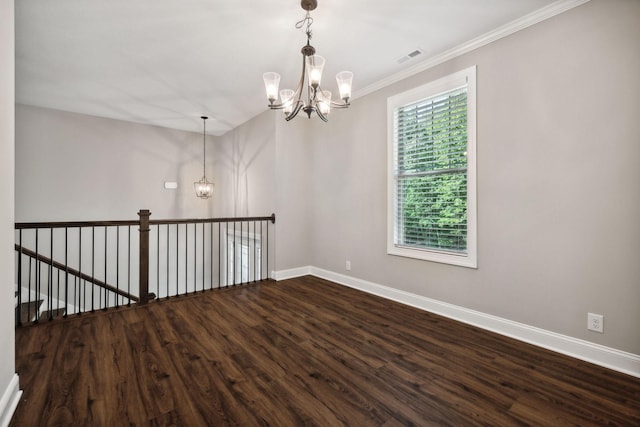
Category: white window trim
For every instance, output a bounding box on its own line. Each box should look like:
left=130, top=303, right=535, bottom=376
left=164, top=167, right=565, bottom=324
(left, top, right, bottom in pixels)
left=387, top=66, right=477, bottom=268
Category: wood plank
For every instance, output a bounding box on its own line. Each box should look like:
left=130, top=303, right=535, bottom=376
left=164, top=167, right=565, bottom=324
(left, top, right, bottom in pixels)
left=12, top=276, right=640, bottom=426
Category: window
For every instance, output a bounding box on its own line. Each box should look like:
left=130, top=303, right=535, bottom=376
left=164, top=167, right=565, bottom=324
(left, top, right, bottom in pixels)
left=387, top=66, right=476, bottom=268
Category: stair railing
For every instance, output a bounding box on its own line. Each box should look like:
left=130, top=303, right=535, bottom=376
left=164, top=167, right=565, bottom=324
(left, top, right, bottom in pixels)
left=15, top=210, right=276, bottom=326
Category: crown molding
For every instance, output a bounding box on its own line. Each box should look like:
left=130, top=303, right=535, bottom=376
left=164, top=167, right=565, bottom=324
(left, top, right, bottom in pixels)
left=353, top=0, right=591, bottom=100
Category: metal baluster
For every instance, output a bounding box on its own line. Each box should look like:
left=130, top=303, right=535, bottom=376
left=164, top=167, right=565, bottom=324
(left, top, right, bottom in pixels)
left=48, top=227, right=53, bottom=320
left=210, top=222, right=213, bottom=290
left=240, top=221, right=245, bottom=283
left=192, top=223, right=198, bottom=293
left=17, top=229, right=22, bottom=326
left=35, top=228, right=39, bottom=323
left=55, top=269, right=60, bottom=319
left=116, top=226, right=120, bottom=308
left=127, top=225, right=131, bottom=306
left=201, top=222, right=205, bottom=292
left=91, top=227, right=95, bottom=312
left=80, top=228, right=83, bottom=314
left=157, top=224, right=160, bottom=299
left=103, top=226, right=107, bottom=310
left=166, top=224, right=169, bottom=299
left=27, top=256, right=32, bottom=324
left=225, top=223, right=229, bottom=288
left=184, top=223, right=188, bottom=295
left=176, top=224, right=179, bottom=297
left=64, top=227, right=68, bottom=317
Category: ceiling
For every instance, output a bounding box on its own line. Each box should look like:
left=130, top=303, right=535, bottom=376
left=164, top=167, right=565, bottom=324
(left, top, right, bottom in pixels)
left=16, top=0, right=561, bottom=136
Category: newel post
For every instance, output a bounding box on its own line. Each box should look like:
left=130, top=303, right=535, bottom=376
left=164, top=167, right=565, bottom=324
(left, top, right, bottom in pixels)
left=138, top=209, right=151, bottom=305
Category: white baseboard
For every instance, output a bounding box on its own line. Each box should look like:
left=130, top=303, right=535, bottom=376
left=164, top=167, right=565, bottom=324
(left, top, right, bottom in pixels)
left=272, top=266, right=312, bottom=281
left=273, top=266, right=640, bottom=378
left=0, top=374, right=21, bottom=427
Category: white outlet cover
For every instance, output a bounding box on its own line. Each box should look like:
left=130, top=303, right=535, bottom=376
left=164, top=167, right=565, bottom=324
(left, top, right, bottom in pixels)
left=587, top=313, right=604, bottom=333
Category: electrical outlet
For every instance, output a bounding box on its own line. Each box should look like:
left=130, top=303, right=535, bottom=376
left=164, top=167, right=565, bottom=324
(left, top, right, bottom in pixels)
left=345, top=260, right=351, bottom=271
left=587, top=313, right=604, bottom=333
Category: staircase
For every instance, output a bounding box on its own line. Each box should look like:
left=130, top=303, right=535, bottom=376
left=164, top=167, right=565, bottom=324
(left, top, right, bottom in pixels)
left=15, top=289, right=68, bottom=325
left=15, top=300, right=43, bottom=324
left=14, top=241, right=140, bottom=326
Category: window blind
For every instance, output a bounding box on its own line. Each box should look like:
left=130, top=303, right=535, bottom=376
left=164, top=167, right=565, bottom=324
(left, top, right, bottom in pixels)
left=393, top=87, right=468, bottom=254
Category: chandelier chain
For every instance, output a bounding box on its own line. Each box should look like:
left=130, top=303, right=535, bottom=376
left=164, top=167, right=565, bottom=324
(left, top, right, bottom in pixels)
left=295, top=11, right=313, bottom=40
left=202, top=117, right=207, bottom=175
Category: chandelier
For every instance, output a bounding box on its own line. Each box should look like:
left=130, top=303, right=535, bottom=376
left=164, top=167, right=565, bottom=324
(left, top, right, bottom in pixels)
left=194, top=116, right=214, bottom=199
left=262, top=0, right=353, bottom=122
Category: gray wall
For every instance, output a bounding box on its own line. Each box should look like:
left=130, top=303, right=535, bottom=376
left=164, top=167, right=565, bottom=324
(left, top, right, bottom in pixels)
left=1, top=0, right=17, bottom=417
left=307, top=0, right=640, bottom=354
left=274, top=118, right=313, bottom=271
left=212, top=112, right=276, bottom=218
left=16, top=105, right=217, bottom=221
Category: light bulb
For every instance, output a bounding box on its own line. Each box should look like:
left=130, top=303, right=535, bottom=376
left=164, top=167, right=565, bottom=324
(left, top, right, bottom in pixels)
left=263, top=72, right=281, bottom=103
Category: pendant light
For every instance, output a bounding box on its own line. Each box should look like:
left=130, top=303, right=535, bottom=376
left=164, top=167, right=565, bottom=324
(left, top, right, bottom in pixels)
left=194, top=116, right=214, bottom=199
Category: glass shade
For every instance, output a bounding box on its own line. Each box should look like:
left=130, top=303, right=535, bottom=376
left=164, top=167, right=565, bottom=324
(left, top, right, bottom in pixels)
left=280, top=89, right=295, bottom=116
left=336, top=71, right=353, bottom=102
left=194, top=176, right=214, bottom=199
left=318, top=90, right=331, bottom=115
left=306, top=55, right=325, bottom=88
left=263, top=72, right=281, bottom=104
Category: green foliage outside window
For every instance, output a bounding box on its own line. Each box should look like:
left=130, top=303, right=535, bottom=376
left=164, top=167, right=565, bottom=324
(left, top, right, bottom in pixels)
left=395, top=90, right=468, bottom=253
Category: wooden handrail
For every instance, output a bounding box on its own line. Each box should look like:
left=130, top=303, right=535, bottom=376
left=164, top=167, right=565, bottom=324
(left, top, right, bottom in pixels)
left=15, top=220, right=139, bottom=230
left=15, top=214, right=276, bottom=230
left=149, top=214, right=276, bottom=226
left=15, top=244, right=140, bottom=303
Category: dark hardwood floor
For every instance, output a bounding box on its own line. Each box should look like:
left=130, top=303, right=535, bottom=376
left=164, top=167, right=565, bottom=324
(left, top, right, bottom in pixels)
left=11, top=276, right=640, bottom=426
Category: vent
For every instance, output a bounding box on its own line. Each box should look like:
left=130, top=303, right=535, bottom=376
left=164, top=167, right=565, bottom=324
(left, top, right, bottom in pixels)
left=396, top=48, right=424, bottom=64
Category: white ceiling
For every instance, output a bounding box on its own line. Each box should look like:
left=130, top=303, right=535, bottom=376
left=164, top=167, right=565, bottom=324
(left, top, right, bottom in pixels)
left=16, top=0, right=562, bottom=136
